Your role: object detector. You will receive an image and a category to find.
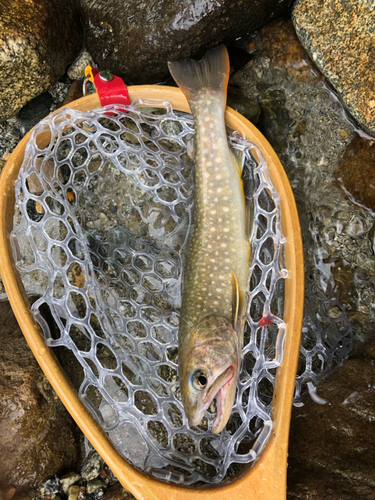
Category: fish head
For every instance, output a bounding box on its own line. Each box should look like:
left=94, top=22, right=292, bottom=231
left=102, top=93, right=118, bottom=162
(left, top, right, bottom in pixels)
left=179, top=315, right=241, bottom=434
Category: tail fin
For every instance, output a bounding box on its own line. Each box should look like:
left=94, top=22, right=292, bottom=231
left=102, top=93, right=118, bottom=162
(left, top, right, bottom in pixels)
left=168, top=45, right=230, bottom=101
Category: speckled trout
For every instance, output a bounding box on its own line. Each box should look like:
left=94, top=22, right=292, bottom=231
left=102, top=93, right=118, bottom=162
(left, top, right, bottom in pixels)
left=168, top=46, right=250, bottom=433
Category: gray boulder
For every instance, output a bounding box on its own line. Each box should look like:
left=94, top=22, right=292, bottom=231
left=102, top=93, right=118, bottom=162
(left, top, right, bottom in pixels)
left=293, top=0, right=375, bottom=135
left=82, top=0, right=294, bottom=84
left=0, top=301, right=81, bottom=492
left=0, top=0, right=83, bottom=120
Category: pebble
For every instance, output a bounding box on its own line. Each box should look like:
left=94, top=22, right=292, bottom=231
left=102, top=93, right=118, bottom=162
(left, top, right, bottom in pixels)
left=80, top=452, right=105, bottom=482
left=86, top=480, right=107, bottom=497
left=43, top=479, right=60, bottom=495
left=68, top=485, right=80, bottom=500
left=59, top=472, right=82, bottom=494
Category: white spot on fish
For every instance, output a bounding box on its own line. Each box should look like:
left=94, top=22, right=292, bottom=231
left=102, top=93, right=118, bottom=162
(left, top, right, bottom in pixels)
left=223, top=207, right=229, bottom=212
left=223, top=228, right=229, bottom=233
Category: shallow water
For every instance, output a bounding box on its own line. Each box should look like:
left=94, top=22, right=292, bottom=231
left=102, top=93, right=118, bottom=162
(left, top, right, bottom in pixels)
left=232, top=38, right=375, bottom=395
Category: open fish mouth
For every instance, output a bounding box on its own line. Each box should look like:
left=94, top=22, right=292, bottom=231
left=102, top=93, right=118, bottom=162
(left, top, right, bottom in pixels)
left=189, top=365, right=235, bottom=432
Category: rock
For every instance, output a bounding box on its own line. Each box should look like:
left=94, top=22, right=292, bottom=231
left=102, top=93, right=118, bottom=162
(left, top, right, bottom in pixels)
left=59, top=473, right=82, bottom=495
left=0, top=0, right=83, bottom=120
left=101, top=483, right=135, bottom=500
left=62, top=80, right=84, bottom=107
left=227, top=86, right=261, bottom=124
left=67, top=484, right=80, bottom=500
left=293, top=0, right=375, bottom=135
left=251, top=18, right=321, bottom=83
left=80, top=452, right=105, bottom=482
left=43, top=479, right=60, bottom=495
left=68, top=49, right=95, bottom=80
left=86, top=480, right=106, bottom=498
left=0, top=301, right=81, bottom=492
left=335, top=134, right=375, bottom=213
left=288, top=341, right=375, bottom=499
left=18, top=92, right=53, bottom=135
left=82, top=0, right=294, bottom=84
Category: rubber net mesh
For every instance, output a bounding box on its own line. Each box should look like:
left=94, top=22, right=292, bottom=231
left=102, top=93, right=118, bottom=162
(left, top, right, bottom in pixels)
left=11, top=101, right=288, bottom=485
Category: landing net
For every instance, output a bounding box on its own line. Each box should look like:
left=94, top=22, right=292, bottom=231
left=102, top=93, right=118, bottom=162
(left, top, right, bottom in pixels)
left=11, top=101, right=287, bottom=485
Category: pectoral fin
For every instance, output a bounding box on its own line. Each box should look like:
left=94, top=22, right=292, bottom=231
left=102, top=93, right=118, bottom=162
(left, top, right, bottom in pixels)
left=230, top=147, right=245, bottom=176
left=231, top=271, right=240, bottom=327
left=246, top=198, right=254, bottom=241
left=187, top=137, right=195, bottom=160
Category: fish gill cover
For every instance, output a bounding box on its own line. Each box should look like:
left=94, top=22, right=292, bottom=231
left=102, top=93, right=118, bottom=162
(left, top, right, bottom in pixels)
left=10, top=101, right=347, bottom=485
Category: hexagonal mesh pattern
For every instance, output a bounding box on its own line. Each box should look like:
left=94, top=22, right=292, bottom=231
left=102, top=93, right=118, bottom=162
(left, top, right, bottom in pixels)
left=11, top=102, right=287, bottom=485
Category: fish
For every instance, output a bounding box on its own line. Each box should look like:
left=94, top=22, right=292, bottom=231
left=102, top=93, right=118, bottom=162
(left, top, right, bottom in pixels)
left=168, top=46, right=250, bottom=433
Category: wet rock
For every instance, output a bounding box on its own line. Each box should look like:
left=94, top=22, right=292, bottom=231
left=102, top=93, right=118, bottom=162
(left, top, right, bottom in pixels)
left=59, top=473, right=82, bottom=495
left=227, top=86, right=261, bottom=125
left=288, top=342, right=375, bottom=499
left=101, top=483, right=135, bottom=500
left=86, top=480, right=106, bottom=498
left=62, top=80, right=84, bottom=107
left=293, top=0, right=375, bottom=135
left=80, top=452, right=105, bottom=482
left=82, top=0, right=294, bottom=84
left=18, top=92, right=54, bottom=135
left=67, top=484, right=80, bottom=500
left=335, top=134, right=375, bottom=213
left=0, top=0, right=83, bottom=120
left=43, top=479, right=60, bottom=495
left=0, top=300, right=81, bottom=492
left=68, top=49, right=95, bottom=81
left=251, top=19, right=321, bottom=83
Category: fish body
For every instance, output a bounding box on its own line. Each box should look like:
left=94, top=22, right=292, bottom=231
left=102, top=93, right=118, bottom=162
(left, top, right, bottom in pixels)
left=168, top=46, right=250, bottom=433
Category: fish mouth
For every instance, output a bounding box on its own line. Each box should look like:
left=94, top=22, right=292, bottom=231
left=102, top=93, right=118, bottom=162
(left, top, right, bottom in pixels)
left=190, top=365, right=235, bottom=432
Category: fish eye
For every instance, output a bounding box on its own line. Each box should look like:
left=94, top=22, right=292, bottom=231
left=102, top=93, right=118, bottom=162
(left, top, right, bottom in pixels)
left=191, top=369, right=207, bottom=391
